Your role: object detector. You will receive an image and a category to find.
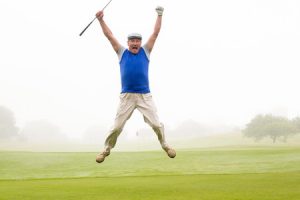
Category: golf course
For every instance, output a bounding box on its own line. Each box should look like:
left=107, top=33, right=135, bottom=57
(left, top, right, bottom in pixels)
left=0, top=146, right=299, bottom=200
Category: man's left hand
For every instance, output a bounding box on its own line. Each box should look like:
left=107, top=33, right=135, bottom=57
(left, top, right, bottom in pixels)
left=156, top=6, right=164, bottom=16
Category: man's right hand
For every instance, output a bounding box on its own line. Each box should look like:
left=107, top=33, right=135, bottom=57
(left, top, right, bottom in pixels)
left=96, top=10, right=104, bottom=20
left=156, top=6, right=164, bottom=16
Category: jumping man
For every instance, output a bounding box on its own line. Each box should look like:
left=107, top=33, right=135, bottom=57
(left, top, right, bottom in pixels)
left=95, top=6, right=176, bottom=163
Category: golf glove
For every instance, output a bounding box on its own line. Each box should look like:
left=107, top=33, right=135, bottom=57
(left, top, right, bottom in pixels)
left=156, top=6, right=164, bottom=16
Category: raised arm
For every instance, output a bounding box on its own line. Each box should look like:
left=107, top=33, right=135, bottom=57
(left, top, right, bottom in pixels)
left=96, top=11, right=121, bottom=53
left=145, top=6, right=164, bottom=53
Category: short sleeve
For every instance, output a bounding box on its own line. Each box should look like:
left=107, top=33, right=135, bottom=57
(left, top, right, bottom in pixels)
left=142, top=45, right=150, bottom=60
left=117, top=46, right=126, bottom=61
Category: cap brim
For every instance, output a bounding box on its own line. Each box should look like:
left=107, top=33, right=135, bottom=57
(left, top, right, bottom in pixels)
left=128, top=36, right=142, bottom=40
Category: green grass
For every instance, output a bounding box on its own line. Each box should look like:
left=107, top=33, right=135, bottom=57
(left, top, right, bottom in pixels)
left=0, top=146, right=300, bottom=200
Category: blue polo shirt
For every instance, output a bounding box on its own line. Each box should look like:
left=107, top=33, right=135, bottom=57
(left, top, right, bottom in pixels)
left=117, top=46, right=150, bottom=93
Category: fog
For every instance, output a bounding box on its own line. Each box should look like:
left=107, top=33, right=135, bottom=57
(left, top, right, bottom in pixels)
left=1, top=117, right=300, bottom=152
left=1, top=0, right=300, bottom=151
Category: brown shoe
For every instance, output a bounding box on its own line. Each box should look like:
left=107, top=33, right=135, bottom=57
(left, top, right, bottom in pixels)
left=163, top=146, right=176, bottom=158
left=96, top=150, right=110, bottom=163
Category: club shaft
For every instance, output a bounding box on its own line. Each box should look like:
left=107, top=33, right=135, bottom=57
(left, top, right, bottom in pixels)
left=102, top=0, right=113, bottom=11
left=79, top=17, right=96, bottom=36
left=79, top=0, right=113, bottom=36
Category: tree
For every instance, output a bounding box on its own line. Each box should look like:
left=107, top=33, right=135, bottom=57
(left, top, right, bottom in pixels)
left=243, top=114, right=298, bottom=143
left=20, top=120, right=65, bottom=143
left=292, top=117, right=300, bottom=132
left=0, top=106, right=18, bottom=139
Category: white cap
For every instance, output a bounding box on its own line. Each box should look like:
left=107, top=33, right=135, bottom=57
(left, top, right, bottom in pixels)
left=127, top=33, right=142, bottom=40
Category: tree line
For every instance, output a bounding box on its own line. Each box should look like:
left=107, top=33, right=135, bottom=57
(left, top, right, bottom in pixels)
left=0, top=106, right=62, bottom=141
left=243, top=114, right=300, bottom=143
left=1, top=105, right=300, bottom=143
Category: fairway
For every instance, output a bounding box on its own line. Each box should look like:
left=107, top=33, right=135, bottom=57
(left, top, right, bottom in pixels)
left=0, top=147, right=300, bottom=200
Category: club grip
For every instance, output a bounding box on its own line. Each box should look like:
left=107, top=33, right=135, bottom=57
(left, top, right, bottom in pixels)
left=79, top=17, right=96, bottom=36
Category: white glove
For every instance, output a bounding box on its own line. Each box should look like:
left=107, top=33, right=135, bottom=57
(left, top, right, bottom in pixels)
left=156, top=6, right=164, bottom=16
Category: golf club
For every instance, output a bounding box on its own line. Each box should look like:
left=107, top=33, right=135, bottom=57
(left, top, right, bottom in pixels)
left=79, top=0, right=113, bottom=36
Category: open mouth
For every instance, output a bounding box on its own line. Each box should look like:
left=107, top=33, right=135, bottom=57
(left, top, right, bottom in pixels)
left=132, top=46, right=138, bottom=50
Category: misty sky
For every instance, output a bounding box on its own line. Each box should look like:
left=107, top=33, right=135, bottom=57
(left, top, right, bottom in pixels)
left=1, top=0, right=300, bottom=137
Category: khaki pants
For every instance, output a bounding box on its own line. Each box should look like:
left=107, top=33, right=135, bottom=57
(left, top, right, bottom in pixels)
left=104, top=93, right=168, bottom=151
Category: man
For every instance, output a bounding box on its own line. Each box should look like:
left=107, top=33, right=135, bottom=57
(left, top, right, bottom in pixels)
left=95, top=6, right=176, bottom=163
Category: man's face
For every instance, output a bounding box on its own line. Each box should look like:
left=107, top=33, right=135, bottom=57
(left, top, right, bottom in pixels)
left=127, top=38, right=142, bottom=54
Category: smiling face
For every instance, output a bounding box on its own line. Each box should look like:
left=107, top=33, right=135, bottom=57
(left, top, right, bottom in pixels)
left=127, top=38, right=142, bottom=54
